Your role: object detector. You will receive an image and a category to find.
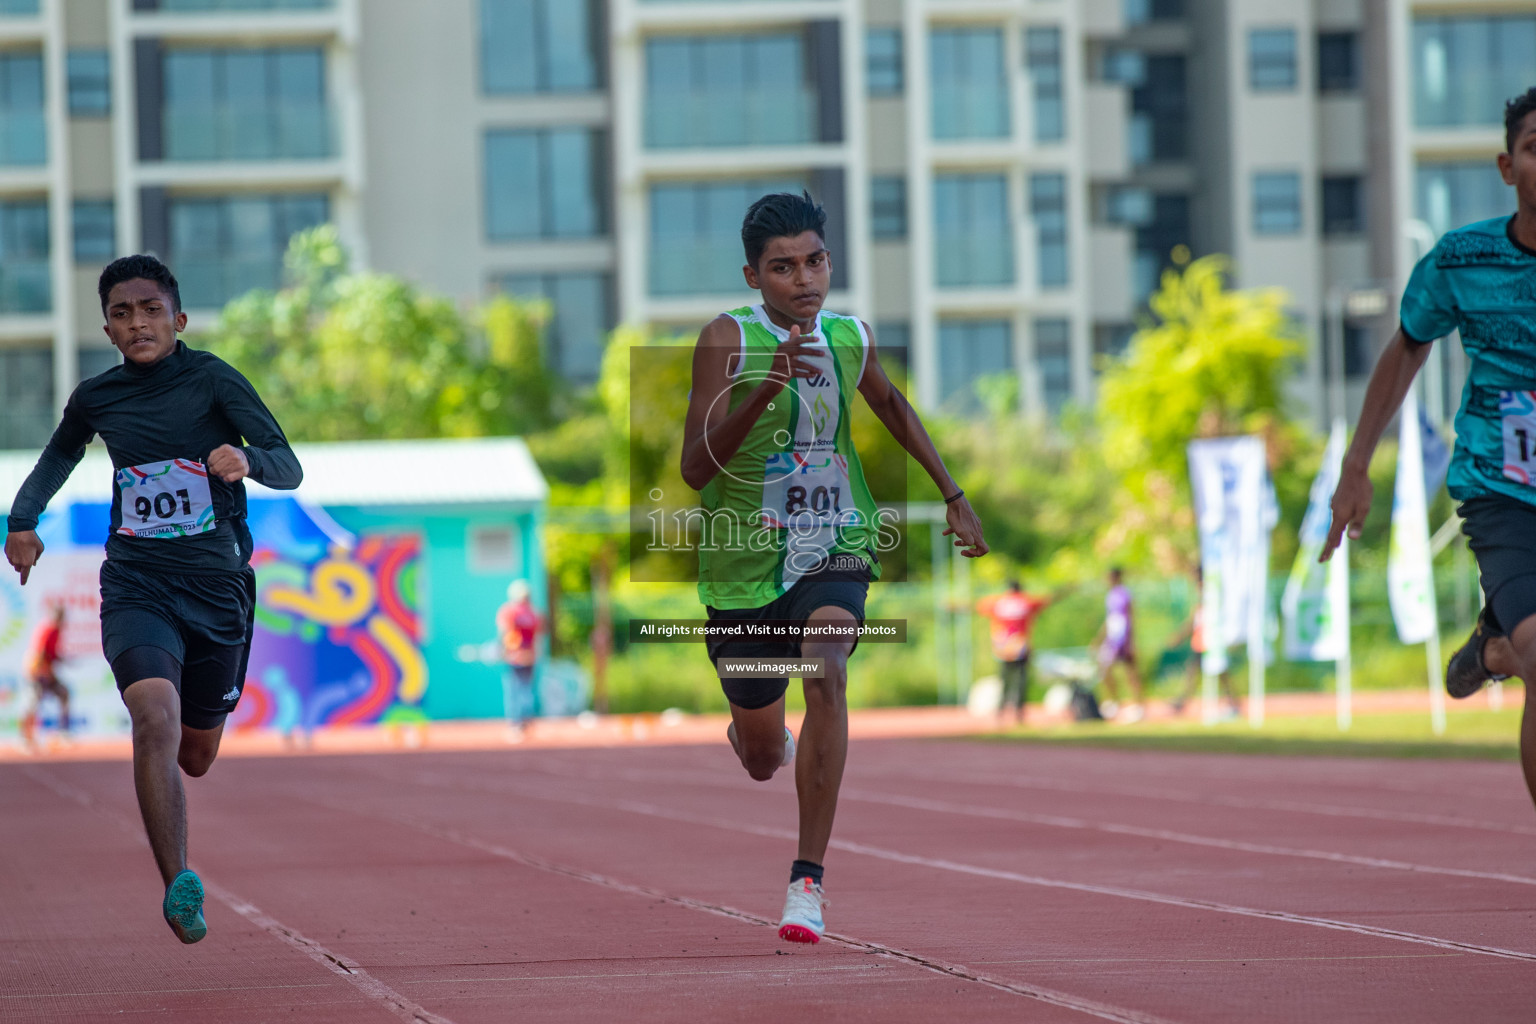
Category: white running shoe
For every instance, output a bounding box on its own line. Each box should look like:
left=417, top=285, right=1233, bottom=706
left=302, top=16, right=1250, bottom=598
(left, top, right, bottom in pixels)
left=778, top=877, right=827, bottom=944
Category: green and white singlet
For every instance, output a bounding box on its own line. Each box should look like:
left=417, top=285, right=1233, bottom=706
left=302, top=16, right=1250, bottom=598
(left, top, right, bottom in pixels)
left=697, top=305, right=883, bottom=610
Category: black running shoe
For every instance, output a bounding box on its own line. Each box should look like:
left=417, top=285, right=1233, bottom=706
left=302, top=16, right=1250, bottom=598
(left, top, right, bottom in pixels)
left=1445, top=611, right=1509, bottom=699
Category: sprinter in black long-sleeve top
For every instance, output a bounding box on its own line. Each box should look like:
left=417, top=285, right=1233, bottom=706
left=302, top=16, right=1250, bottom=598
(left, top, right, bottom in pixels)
left=4, top=255, right=302, bottom=945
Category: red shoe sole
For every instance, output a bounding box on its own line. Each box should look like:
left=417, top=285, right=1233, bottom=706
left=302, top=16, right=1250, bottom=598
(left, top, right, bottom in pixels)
left=778, top=924, right=820, bottom=944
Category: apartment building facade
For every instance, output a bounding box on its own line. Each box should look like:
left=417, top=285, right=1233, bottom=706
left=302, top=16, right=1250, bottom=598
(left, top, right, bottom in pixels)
left=0, top=0, right=1528, bottom=450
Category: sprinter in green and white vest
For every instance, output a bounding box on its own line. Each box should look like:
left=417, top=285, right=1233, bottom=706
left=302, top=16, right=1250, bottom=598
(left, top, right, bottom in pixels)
left=681, top=191, right=988, bottom=944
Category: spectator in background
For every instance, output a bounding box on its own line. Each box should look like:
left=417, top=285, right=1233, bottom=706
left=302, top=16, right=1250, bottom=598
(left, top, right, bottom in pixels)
left=496, top=580, right=544, bottom=740
left=1093, top=567, right=1145, bottom=722
left=1167, top=567, right=1241, bottom=720
left=21, top=603, right=71, bottom=750
left=977, top=580, right=1065, bottom=726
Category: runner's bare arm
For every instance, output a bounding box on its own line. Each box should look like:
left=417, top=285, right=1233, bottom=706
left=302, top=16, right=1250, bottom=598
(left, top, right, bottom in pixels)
left=855, top=323, right=988, bottom=557
left=680, top=316, right=820, bottom=491
left=1320, top=328, right=1432, bottom=562
left=5, top=396, right=94, bottom=585
left=213, top=363, right=302, bottom=489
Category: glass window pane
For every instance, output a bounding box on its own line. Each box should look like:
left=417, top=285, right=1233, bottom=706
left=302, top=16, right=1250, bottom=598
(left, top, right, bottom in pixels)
left=67, top=51, right=111, bottom=116
left=73, top=200, right=115, bottom=263
left=644, top=33, right=814, bottom=149
left=167, top=193, right=327, bottom=307
left=934, top=174, right=1014, bottom=287
left=1253, top=172, right=1302, bottom=234
left=867, top=28, right=902, bottom=96
left=482, top=0, right=596, bottom=95
left=930, top=28, right=1009, bottom=140
left=1249, top=28, right=1297, bottom=90
left=648, top=179, right=801, bottom=296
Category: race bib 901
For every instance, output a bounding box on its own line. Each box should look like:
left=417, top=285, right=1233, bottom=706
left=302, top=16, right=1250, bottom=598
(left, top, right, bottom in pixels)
left=115, top=459, right=216, bottom=538
left=1500, top=390, right=1536, bottom=485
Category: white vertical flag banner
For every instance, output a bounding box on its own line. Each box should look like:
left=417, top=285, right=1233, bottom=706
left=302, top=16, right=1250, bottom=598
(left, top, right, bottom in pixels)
left=1389, top=387, right=1437, bottom=645
left=1188, top=437, right=1269, bottom=709
left=1282, top=422, right=1349, bottom=661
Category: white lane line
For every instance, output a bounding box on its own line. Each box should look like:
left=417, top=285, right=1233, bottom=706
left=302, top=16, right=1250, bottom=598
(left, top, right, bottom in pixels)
left=448, top=762, right=1536, bottom=889
left=864, top=767, right=1536, bottom=838
left=22, top=767, right=457, bottom=1024
left=302, top=794, right=1179, bottom=1024
left=838, top=788, right=1536, bottom=888
left=372, top=767, right=1536, bottom=965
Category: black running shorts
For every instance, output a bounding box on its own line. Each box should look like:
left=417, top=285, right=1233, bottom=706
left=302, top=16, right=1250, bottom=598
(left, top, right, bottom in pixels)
left=101, top=559, right=256, bottom=729
left=705, top=556, right=872, bottom=710
left=1460, top=494, right=1536, bottom=637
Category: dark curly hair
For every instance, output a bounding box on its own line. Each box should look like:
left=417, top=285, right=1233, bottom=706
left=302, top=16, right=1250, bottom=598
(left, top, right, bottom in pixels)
left=1505, top=87, right=1536, bottom=153
left=98, top=254, right=181, bottom=316
left=741, top=190, right=826, bottom=268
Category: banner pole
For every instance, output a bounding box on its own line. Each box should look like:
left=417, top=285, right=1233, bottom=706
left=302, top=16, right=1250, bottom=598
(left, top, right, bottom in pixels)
left=1427, top=627, right=1446, bottom=735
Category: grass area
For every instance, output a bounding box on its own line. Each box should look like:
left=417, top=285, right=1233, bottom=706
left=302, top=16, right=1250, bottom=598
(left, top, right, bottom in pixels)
left=984, top=706, right=1524, bottom=761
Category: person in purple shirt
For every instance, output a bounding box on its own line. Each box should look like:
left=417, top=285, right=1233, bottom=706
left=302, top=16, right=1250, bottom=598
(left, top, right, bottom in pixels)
left=1093, top=567, right=1145, bottom=721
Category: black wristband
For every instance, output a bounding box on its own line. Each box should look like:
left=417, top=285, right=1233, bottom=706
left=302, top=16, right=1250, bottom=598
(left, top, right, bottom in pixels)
left=943, top=489, right=965, bottom=504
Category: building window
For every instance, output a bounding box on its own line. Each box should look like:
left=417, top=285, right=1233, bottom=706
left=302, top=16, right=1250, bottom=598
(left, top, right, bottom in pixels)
left=867, top=27, right=902, bottom=96
left=930, top=27, right=1009, bottom=141
left=1125, top=0, right=1183, bottom=26
left=1343, top=323, right=1373, bottom=378
left=153, top=1, right=333, bottom=9
left=1135, top=194, right=1189, bottom=302
left=481, top=0, right=599, bottom=95
left=938, top=319, right=1012, bottom=412
left=162, top=47, right=330, bottom=161
left=1249, top=28, right=1298, bottom=91
left=73, top=200, right=115, bottom=263
left=467, top=524, right=520, bottom=574
left=78, top=346, right=119, bottom=381
left=1253, top=172, right=1302, bottom=235
left=645, top=33, right=815, bottom=149
left=1317, top=32, right=1359, bottom=93
left=485, top=128, right=605, bottom=242
left=1025, top=27, right=1064, bottom=143
left=0, top=200, right=48, bottom=313
left=167, top=193, right=327, bottom=308
left=1417, top=161, right=1515, bottom=237
left=1321, top=176, right=1364, bottom=236
left=648, top=178, right=803, bottom=297
left=1131, top=54, right=1186, bottom=164
left=0, top=52, right=44, bottom=166
left=1030, top=173, right=1069, bottom=289
left=1034, top=318, right=1072, bottom=415
left=1414, top=15, right=1536, bottom=128
left=67, top=51, right=110, bottom=116
left=497, top=272, right=613, bottom=382
left=934, top=173, right=1014, bottom=288
left=0, top=348, right=51, bottom=449
left=871, top=175, right=907, bottom=240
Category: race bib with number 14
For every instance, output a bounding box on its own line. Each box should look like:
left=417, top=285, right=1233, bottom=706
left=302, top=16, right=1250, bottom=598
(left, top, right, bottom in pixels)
left=115, top=459, right=216, bottom=538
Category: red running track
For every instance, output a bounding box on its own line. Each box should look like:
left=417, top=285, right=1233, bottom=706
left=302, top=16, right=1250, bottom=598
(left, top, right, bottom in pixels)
left=3, top=737, right=1535, bottom=1023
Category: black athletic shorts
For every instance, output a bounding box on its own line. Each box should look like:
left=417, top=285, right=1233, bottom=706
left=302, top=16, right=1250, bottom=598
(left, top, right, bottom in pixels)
left=1460, top=494, right=1536, bottom=637
left=705, top=555, right=873, bottom=710
left=100, top=559, right=256, bottom=730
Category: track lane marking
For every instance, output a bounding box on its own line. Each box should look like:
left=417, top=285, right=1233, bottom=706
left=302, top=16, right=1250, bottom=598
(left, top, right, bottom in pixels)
left=300, top=795, right=1179, bottom=1024
left=22, top=767, right=457, bottom=1024
left=362, top=766, right=1536, bottom=964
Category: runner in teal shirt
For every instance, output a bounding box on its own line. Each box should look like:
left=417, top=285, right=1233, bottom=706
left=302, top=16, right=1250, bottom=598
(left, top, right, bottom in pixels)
left=1325, top=87, right=1536, bottom=815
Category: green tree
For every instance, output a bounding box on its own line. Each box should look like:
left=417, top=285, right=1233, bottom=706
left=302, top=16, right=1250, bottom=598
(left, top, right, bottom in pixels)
left=1096, top=253, right=1305, bottom=570
left=207, top=226, right=559, bottom=441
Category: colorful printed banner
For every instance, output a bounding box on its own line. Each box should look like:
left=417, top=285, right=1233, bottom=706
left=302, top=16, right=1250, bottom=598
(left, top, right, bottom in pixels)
left=1388, top=387, right=1439, bottom=645
left=1282, top=422, right=1349, bottom=661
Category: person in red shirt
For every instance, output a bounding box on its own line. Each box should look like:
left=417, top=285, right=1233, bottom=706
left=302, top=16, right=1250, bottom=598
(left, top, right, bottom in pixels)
left=495, top=580, right=544, bottom=739
left=21, top=603, right=70, bottom=750
left=976, top=580, right=1058, bottom=725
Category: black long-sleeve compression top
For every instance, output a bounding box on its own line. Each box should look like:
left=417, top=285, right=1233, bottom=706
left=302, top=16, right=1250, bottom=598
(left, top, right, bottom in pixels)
left=6, top=340, right=302, bottom=574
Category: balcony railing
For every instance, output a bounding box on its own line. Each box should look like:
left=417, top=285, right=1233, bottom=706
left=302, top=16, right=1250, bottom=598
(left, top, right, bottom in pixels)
left=163, top=104, right=332, bottom=162
left=645, top=90, right=817, bottom=150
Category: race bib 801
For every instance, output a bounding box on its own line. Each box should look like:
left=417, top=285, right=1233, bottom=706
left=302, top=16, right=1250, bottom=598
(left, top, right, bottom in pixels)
left=115, top=459, right=216, bottom=538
